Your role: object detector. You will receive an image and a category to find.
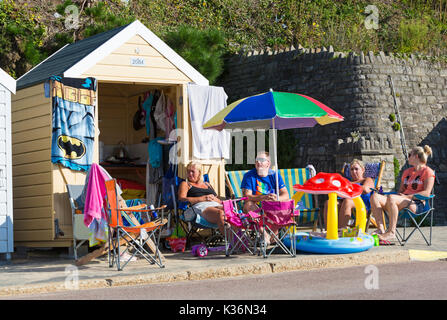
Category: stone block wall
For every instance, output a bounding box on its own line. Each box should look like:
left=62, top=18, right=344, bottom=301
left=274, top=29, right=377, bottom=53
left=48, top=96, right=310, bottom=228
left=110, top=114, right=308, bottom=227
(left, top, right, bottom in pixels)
left=217, top=46, right=447, bottom=225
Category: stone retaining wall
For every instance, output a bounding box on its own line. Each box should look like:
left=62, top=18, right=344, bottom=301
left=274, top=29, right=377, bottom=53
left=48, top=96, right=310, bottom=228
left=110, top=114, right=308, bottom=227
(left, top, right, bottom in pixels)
left=217, top=46, right=447, bottom=224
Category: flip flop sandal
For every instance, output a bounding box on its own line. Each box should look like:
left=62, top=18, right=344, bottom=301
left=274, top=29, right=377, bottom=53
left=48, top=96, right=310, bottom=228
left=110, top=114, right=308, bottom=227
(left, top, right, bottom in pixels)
left=379, top=239, right=395, bottom=246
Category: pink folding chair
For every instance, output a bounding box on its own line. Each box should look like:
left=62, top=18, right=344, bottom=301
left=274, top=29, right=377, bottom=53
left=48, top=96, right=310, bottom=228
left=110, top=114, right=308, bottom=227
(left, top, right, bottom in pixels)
left=222, top=197, right=263, bottom=256
left=260, top=200, right=298, bottom=258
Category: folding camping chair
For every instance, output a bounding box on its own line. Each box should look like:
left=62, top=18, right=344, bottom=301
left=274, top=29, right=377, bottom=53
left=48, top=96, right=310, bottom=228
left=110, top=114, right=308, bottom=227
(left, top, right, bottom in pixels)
left=279, top=168, right=320, bottom=231
left=260, top=200, right=297, bottom=258
left=105, top=179, right=167, bottom=271
left=395, top=193, right=435, bottom=246
left=176, top=174, right=222, bottom=248
left=67, top=184, right=90, bottom=260
left=380, top=173, right=436, bottom=246
left=341, top=160, right=386, bottom=232
left=222, top=197, right=263, bottom=256
left=227, top=167, right=321, bottom=231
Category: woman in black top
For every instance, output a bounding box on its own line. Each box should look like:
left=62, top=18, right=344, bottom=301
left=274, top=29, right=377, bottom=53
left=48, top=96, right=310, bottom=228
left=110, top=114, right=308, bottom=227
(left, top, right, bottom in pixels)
left=178, top=162, right=225, bottom=234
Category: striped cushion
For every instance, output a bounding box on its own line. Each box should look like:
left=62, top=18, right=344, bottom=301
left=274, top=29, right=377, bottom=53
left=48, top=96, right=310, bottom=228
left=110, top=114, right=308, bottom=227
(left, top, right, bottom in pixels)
left=227, top=170, right=249, bottom=198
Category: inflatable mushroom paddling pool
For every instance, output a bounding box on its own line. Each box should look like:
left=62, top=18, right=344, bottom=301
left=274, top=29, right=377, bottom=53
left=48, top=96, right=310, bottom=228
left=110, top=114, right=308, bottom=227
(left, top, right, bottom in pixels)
left=282, top=172, right=375, bottom=254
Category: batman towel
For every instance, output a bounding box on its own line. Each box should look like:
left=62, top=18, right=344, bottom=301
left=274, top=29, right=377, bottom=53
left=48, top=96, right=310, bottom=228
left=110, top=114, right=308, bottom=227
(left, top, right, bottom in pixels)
left=50, top=76, right=96, bottom=171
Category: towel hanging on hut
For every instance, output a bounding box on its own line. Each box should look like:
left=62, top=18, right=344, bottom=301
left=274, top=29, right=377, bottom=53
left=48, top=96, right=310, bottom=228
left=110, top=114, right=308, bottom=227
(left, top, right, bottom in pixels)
left=48, top=76, right=97, bottom=171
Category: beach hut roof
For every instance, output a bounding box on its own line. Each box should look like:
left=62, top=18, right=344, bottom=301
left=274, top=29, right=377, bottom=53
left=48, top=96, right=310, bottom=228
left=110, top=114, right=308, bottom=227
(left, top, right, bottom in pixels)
left=16, top=20, right=209, bottom=90
left=0, top=68, right=16, bottom=94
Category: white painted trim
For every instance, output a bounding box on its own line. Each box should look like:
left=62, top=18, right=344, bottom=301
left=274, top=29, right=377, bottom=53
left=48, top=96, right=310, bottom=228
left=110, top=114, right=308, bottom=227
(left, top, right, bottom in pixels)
left=64, top=20, right=209, bottom=85
left=64, top=23, right=138, bottom=78
left=0, top=68, right=16, bottom=94
left=5, top=89, right=13, bottom=253
left=0, top=88, right=13, bottom=254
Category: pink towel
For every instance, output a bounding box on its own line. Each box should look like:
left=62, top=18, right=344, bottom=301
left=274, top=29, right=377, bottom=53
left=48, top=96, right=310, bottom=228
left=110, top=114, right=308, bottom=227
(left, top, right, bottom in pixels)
left=83, top=163, right=110, bottom=227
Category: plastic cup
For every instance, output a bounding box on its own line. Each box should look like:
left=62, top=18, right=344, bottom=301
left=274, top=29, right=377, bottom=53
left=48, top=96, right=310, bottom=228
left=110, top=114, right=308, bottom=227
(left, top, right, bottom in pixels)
left=372, top=234, right=380, bottom=246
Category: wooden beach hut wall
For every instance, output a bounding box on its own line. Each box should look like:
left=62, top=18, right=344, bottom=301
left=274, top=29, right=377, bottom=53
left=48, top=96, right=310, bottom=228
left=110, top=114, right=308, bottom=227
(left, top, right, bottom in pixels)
left=12, top=20, right=227, bottom=248
left=0, top=68, right=15, bottom=259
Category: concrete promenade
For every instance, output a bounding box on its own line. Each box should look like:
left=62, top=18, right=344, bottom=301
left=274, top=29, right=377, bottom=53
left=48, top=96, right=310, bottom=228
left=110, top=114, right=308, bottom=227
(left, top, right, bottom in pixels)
left=0, top=226, right=446, bottom=297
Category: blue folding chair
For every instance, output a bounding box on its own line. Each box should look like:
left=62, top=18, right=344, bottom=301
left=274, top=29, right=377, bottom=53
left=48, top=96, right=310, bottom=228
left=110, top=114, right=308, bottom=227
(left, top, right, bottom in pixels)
left=341, top=160, right=386, bottom=231
left=395, top=193, right=435, bottom=246
left=175, top=173, right=221, bottom=248
left=375, top=170, right=436, bottom=246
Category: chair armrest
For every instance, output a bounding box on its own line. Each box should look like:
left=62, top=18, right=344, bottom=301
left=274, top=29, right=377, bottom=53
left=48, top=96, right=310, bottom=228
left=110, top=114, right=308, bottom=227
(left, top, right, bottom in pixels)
left=413, top=194, right=434, bottom=201
left=369, top=189, right=434, bottom=201
left=369, top=188, right=396, bottom=195
left=120, top=204, right=167, bottom=212
left=122, top=204, right=146, bottom=211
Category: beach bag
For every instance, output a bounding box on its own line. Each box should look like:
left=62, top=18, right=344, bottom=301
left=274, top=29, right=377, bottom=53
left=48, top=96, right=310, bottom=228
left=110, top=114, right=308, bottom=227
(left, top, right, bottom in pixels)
left=132, top=96, right=145, bottom=130
left=166, top=223, right=186, bottom=253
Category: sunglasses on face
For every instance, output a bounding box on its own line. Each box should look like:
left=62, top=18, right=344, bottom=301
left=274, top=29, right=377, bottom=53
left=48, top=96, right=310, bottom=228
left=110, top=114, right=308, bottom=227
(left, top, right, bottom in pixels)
left=255, top=157, right=269, bottom=163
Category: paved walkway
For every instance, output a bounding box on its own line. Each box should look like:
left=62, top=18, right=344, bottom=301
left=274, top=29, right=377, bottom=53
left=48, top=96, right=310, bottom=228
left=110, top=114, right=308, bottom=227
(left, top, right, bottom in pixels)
left=0, top=226, right=446, bottom=297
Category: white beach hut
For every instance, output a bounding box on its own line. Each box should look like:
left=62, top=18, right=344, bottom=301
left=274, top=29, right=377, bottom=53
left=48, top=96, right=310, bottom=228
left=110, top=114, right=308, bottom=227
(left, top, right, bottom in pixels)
left=0, top=68, right=15, bottom=260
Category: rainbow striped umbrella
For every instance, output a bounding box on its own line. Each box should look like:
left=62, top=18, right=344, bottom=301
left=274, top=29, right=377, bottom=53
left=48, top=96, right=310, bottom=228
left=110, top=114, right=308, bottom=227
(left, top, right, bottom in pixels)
left=203, top=90, right=344, bottom=197
left=203, top=90, right=343, bottom=131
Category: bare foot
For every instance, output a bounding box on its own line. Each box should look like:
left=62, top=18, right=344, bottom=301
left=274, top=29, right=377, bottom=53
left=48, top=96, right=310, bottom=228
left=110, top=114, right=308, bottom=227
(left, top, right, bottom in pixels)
left=371, top=229, right=384, bottom=236
left=378, top=232, right=396, bottom=242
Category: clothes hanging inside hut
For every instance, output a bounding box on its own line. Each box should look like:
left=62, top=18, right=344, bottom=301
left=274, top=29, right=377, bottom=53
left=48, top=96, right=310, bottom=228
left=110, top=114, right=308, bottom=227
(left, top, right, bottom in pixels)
left=153, top=90, right=175, bottom=140
left=49, top=76, right=96, bottom=171
left=142, top=91, right=156, bottom=138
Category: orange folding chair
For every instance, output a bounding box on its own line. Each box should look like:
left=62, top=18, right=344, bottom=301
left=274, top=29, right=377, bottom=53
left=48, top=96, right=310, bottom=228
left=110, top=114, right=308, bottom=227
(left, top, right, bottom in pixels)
left=105, top=179, right=167, bottom=270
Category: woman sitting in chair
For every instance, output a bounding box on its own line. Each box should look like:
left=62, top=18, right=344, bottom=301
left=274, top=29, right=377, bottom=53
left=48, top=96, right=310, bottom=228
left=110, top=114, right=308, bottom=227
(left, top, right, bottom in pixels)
left=178, top=162, right=225, bottom=235
left=370, top=145, right=435, bottom=244
left=323, top=159, right=374, bottom=229
left=340, top=159, right=375, bottom=228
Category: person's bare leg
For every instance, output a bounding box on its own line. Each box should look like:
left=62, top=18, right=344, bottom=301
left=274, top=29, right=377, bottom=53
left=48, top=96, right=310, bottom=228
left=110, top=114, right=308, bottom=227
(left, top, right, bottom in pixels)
left=370, top=193, right=387, bottom=234
left=201, top=207, right=226, bottom=235
left=244, top=201, right=272, bottom=245
left=339, top=199, right=354, bottom=228
left=380, top=194, right=414, bottom=241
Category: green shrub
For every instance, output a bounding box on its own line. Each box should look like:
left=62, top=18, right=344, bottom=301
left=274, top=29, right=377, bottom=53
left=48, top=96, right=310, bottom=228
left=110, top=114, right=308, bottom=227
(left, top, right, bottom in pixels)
left=0, top=0, right=46, bottom=77
left=393, top=156, right=400, bottom=187
left=163, top=25, right=226, bottom=84
left=397, top=18, right=428, bottom=53
left=389, top=113, right=396, bottom=122
left=5, top=0, right=447, bottom=80
left=392, top=122, right=401, bottom=131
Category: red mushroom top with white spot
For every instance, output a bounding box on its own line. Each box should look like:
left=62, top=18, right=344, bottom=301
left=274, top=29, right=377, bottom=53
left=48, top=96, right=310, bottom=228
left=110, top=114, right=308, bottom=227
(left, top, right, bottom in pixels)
left=293, top=172, right=363, bottom=199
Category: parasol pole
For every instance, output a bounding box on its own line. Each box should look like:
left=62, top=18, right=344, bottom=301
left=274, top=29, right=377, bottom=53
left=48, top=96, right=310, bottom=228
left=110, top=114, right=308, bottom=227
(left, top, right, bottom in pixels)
left=269, top=88, right=280, bottom=200
left=272, top=117, right=280, bottom=200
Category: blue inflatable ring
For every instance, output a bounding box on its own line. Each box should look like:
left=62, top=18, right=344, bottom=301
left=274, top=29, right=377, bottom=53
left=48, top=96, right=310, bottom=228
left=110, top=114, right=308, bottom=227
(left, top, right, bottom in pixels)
left=283, top=232, right=374, bottom=254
